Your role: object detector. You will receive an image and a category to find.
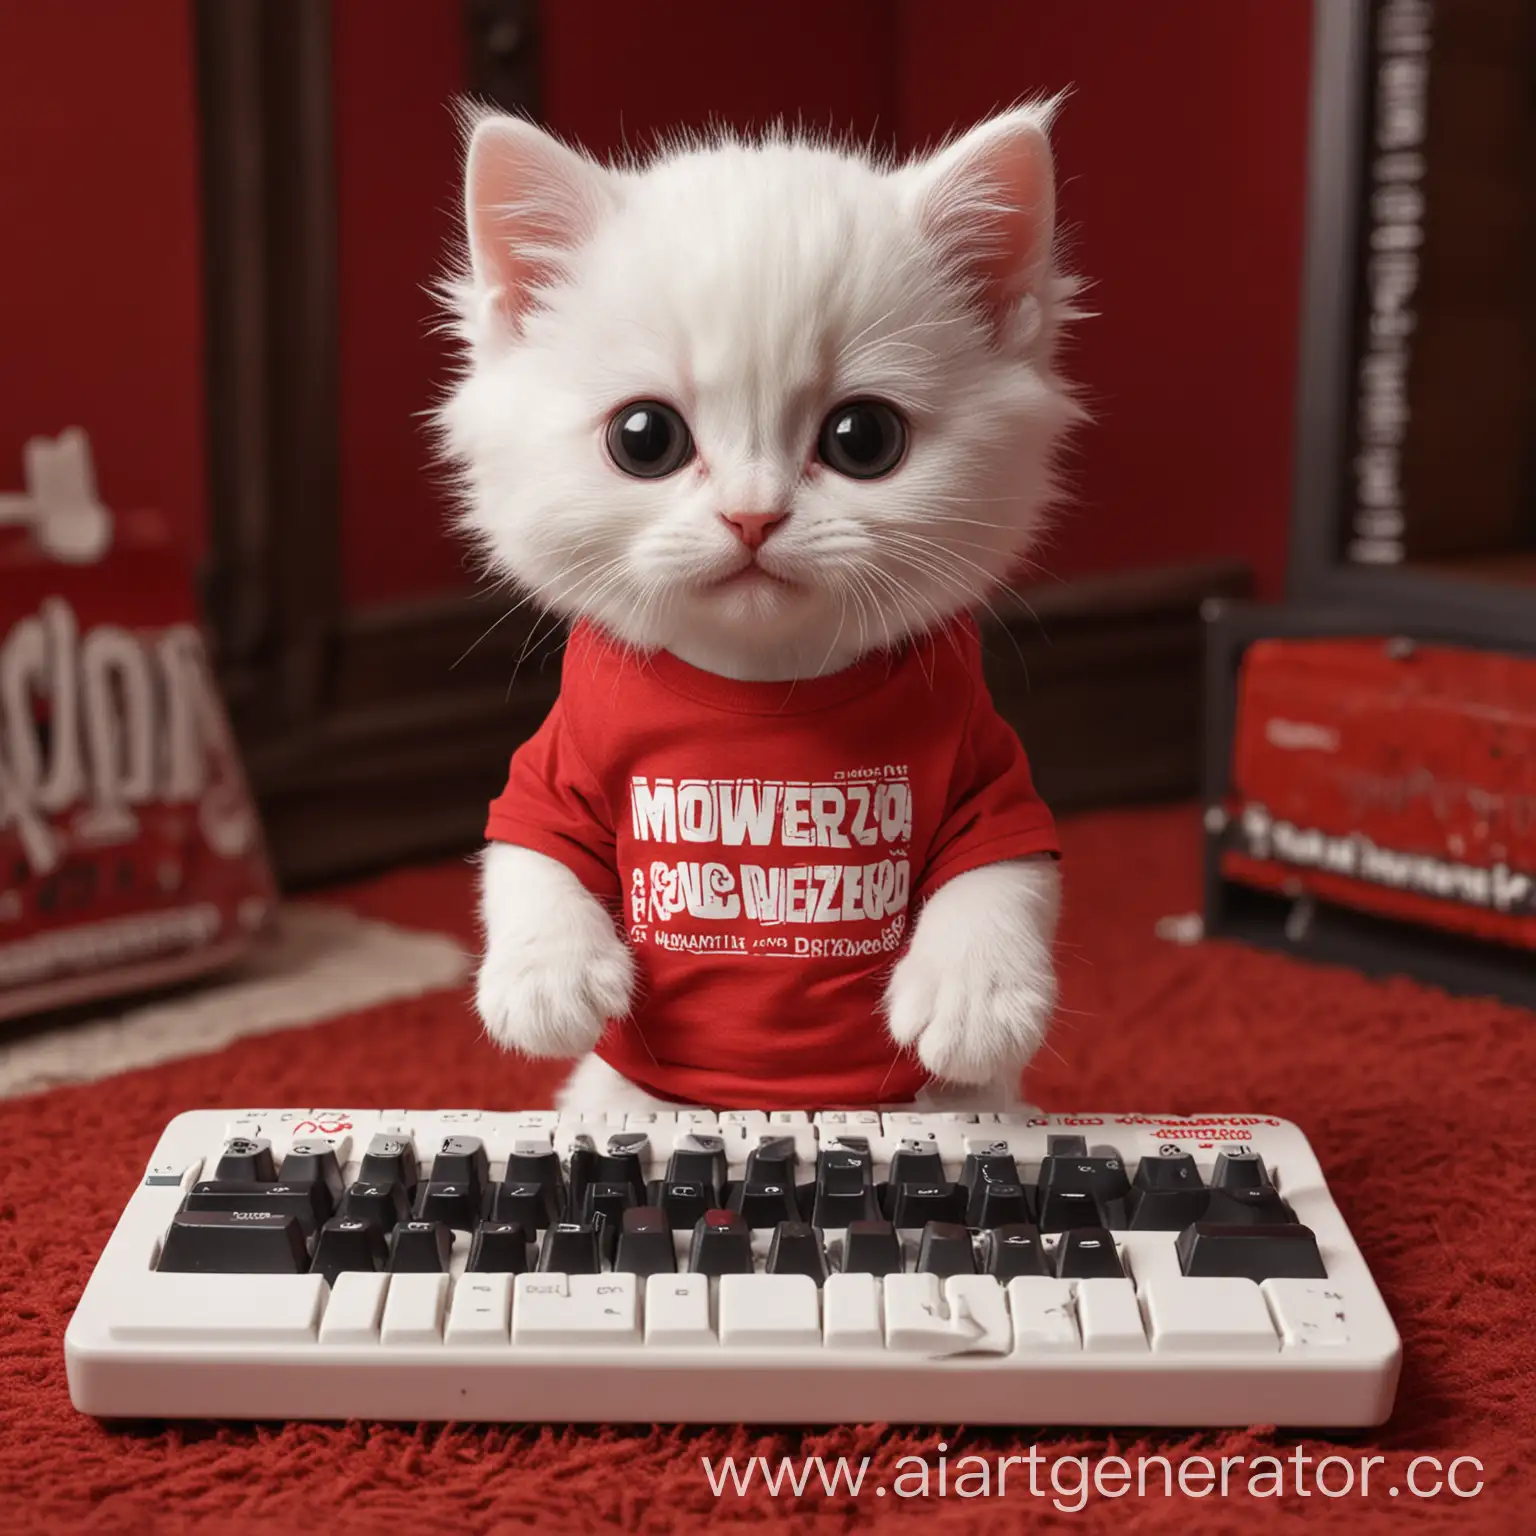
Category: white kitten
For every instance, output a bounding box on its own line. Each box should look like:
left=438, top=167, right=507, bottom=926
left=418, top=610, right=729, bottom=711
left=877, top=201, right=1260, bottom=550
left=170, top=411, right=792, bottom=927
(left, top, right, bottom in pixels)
left=440, top=105, right=1083, bottom=1109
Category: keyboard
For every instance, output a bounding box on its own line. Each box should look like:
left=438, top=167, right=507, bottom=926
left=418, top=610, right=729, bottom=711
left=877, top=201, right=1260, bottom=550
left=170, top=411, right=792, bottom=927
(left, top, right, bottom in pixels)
left=65, top=1107, right=1401, bottom=1427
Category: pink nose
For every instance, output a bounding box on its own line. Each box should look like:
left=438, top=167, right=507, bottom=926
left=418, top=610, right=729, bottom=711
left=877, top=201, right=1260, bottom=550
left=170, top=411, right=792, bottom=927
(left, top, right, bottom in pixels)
left=719, top=510, right=789, bottom=550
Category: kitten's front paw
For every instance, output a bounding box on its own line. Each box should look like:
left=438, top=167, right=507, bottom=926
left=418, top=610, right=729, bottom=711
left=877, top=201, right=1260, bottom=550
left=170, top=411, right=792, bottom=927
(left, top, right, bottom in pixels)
left=476, top=918, right=635, bottom=1059
left=476, top=844, right=636, bottom=1059
left=883, top=861, right=1060, bottom=1087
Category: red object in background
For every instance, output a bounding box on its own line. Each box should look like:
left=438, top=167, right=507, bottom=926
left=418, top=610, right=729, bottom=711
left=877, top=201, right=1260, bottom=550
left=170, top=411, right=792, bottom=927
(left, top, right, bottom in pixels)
left=1223, top=638, right=1536, bottom=951
left=0, top=513, right=276, bottom=1021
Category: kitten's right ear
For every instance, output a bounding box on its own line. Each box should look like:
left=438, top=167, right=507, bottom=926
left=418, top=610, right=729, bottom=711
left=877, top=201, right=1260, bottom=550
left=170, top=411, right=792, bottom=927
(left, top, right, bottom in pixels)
left=465, top=115, right=614, bottom=333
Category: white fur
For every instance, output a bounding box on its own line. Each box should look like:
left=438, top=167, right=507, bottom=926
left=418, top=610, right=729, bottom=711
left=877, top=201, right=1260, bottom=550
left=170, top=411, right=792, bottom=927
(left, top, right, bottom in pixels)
left=445, top=107, right=1082, bottom=1107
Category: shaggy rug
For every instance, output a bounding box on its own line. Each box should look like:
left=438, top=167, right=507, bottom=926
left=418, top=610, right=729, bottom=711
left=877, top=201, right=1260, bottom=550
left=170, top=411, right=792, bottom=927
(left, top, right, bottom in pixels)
left=1, top=807, right=1531, bottom=1533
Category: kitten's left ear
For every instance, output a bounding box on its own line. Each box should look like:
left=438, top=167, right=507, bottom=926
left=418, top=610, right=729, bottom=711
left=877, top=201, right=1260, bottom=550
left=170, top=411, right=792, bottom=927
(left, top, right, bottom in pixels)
left=465, top=114, right=615, bottom=334
left=903, top=104, right=1057, bottom=334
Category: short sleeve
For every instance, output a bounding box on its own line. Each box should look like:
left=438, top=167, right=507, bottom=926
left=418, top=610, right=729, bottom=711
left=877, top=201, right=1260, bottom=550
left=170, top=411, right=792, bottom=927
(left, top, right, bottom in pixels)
left=485, top=697, right=620, bottom=902
left=918, top=673, right=1060, bottom=902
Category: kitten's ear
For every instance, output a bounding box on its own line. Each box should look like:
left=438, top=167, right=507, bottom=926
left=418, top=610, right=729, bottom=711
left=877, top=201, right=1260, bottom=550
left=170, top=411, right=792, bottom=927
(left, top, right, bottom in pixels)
left=465, top=115, right=614, bottom=333
left=904, top=105, right=1057, bottom=334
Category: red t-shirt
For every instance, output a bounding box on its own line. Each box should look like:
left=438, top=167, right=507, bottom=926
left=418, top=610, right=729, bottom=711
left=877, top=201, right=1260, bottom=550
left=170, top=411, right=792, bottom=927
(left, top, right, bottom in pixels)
left=485, top=617, right=1059, bottom=1108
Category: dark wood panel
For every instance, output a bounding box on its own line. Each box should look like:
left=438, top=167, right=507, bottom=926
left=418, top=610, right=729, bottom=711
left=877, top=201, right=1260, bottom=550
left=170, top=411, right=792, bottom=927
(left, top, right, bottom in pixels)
left=194, top=0, right=342, bottom=740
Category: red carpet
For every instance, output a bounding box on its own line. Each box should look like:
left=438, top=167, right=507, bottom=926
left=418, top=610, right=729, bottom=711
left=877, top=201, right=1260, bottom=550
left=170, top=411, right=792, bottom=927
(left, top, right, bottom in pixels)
left=2, top=805, right=1533, bottom=1533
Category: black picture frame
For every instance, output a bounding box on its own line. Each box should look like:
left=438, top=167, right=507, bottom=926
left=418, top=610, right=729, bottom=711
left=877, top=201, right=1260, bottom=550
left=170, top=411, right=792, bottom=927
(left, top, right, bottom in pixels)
left=1286, top=0, right=1536, bottom=636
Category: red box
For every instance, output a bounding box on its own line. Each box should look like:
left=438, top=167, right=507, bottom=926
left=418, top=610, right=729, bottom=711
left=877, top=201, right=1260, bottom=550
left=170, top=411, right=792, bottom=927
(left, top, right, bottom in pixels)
left=1221, top=638, right=1536, bottom=952
left=1, top=508, right=276, bottom=1020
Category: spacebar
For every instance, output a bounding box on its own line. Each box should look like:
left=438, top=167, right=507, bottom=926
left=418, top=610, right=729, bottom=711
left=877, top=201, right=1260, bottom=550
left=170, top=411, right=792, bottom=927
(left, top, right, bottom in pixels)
left=110, top=1274, right=326, bottom=1343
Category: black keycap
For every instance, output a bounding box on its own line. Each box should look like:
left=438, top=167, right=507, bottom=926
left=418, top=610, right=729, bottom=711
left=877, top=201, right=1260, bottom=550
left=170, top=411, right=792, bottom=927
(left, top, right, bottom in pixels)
left=431, top=1136, right=490, bottom=1198
left=688, top=1210, right=754, bottom=1275
left=580, top=1180, right=637, bottom=1241
left=982, top=1224, right=1050, bottom=1280
left=538, top=1221, right=603, bottom=1275
left=184, top=1179, right=331, bottom=1233
left=504, top=1143, right=564, bottom=1214
left=566, top=1139, right=599, bottom=1212
left=916, top=1221, right=976, bottom=1277
left=467, top=1221, right=531, bottom=1274
left=1125, top=1156, right=1209, bottom=1230
left=767, top=1221, right=828, bottom=1285
left=157, top=1210, right=308, bottom=1274
left=338, top=1179, right=412, bottom=1232
left=1036, top=1186, right=1109, bottom=1233
left=727, top=1178, right=800, bottom=1228
left=967, top=1180, right=1033, bottom=1230
left=310, top=1217, right=388, bottom=1283
left=415, top=1179, right=484, bottom=1230
left=841, top=1218, right=904, bottom=1277
left=1037, top=1154, right=1131, bottom=1207
left=613, top=1207, right=677, bottom=1278
left=1134, top=1154, right=1202, bottom=1190
left=1212, top=1152, right=1272, bottom=1190
left=598, top=1134, right=650, bottom=1205
left=1176, top=1222, right=1327, bottom=1280
left=745, top=1136, right=799, bottom=1186
left=1054, top=1227, right=1124, bottom=1279
left=279, top=1141, right=345, bottom=1206
left=960, top=1148, right=1021, bottom=1194
left=388, top=1220, right=453, bottom=1273
left=215, top=1137, right=276, bottom=1183
left=888, top=1182, right=967, bottom=1227
left=1046, top=1134, right=1088, bottom=1157
left=650, top=1178, right=714, bottom=1231
left=491, top=1179, right=561, bottom=1231
left=668, top=1134, right=728, bottom=1191
left=1204, top=1186, right=1295, bottom=1225
left=889, top=1145, right=946, bottom=1187
left=1204, top=1152, right=1293, bottom=1223
left=812, top=1148, right=879, bottom=1227
left=359, top=1133, right=419, bottom=1192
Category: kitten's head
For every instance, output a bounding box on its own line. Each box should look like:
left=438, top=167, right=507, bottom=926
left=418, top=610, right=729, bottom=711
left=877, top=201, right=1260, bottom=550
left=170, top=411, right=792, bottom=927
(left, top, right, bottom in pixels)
left=439, top=106, right=1083, bottom=680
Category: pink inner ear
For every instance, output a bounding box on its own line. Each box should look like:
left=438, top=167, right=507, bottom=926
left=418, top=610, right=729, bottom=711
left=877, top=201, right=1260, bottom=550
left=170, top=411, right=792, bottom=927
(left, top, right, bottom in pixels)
left=467, top=121, right=607, bottom=331
left=919, top=118, right=1055, bottom=328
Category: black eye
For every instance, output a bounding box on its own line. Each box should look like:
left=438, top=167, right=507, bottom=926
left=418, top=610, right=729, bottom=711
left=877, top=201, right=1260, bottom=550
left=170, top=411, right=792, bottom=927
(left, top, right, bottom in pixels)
left=606, top=401, right=694, bottom=479
left=817, top=400, right=907, bottom=480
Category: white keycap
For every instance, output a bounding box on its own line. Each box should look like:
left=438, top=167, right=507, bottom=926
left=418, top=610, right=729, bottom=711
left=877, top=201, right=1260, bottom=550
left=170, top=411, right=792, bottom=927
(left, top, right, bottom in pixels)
left=1144, top=1277, right=1279, bottom=1353
left=111, top=1275, right=324, bottom=1344
left=814, top=1110, right=881, bottom=1136
left=624, top=1110, right=673, bottom=1133
left=445, top=1274, right=513, bottom=1343
left=945, top=1276, right=1011, bottom=1354
left=143, top=1156, right=204, bottom=1190
left=512, top=1274, right=641, bottom=1346
left=506, top=1111, right=558, bottom=1134
left=319, top=1272, right=388, bottom=1344
left=1262, top=1280, right=1351, bottom=1349
left=1076, top=1278, right=1148, bottom=1352
left=381, top=1273, right=449, bottom=1344
left=884, top=1273, right=976, bottom=1355
left=823, top=1272, right=882, bottom=1349
left=1007, top=1277, right=1079, bottom=1354
left=718, top=1111, right=768, bottom=1162
left=644, top=1273, right=715, bottom=1346
left=718, top=1274, right=821, bottom=1347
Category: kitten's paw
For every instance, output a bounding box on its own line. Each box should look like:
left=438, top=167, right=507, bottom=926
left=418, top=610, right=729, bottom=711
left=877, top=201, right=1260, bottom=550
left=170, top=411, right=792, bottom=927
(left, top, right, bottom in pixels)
left=475, top=844, right=636, bottom=1059
left=883, top=860, right=1060, bottom=1087
left=476, top=917, right=635, bottom=1059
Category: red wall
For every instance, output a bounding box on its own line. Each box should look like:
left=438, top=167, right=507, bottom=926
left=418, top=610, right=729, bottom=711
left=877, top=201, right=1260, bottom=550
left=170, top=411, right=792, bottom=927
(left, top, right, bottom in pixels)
left=898, top=1, right=1312, bottom=596
left=0, top=4, right=205, bottom=558
left=332, top=0, right=469, bottom=606
left=1, top=2, right=1311, bottom=606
